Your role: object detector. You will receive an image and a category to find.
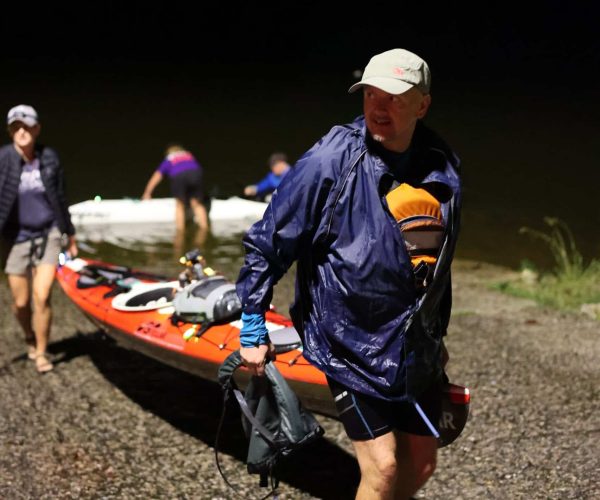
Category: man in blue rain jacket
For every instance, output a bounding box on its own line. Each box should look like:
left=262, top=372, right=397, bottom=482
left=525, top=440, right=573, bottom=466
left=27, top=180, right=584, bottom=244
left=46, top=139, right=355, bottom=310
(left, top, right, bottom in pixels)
left=236, top=49, right=461, bottom=499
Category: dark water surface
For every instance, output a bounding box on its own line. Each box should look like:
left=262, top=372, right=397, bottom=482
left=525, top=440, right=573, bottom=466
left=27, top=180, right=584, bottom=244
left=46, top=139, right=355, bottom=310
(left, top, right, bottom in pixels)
left=2, top=60, right=599, bottom=274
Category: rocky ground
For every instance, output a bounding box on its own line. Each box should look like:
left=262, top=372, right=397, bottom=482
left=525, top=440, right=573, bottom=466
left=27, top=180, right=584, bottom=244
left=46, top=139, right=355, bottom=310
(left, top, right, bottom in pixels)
left=0, top=259, right=598, bottom=499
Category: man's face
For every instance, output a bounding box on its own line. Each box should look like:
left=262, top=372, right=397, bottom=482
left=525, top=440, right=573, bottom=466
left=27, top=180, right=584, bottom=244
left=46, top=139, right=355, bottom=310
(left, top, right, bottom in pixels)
left=8, top=121, right=40, bottom=149
left=362, top=86, right=431, bottom=152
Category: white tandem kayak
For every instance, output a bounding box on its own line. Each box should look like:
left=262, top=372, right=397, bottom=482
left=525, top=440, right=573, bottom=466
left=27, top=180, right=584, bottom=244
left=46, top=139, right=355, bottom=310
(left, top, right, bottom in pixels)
left=68, top=196, right=268, bottom=242
left=69, top=196, right=267, bottom=225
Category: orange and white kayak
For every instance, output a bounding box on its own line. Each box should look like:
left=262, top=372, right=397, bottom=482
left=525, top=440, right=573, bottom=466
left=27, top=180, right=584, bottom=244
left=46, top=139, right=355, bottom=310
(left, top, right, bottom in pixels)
left=56, top=256, right=334, bottom=416
left=56, top=256, right=470, bottom=445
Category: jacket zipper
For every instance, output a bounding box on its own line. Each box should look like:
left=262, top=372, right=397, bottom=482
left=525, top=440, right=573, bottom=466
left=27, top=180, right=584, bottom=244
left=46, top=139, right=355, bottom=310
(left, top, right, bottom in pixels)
left=323, top=149, right=367, bottom=240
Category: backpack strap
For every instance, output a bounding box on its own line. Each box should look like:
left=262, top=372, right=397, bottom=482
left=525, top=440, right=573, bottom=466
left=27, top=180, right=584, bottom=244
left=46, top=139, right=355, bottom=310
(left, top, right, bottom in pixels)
left=215, top=351, right=279, bottom=498
left=232, top=388, right=281, bottom=449
left=217, top=349, right=243, bottom=388
left=217, top=351, right=284, bottom=449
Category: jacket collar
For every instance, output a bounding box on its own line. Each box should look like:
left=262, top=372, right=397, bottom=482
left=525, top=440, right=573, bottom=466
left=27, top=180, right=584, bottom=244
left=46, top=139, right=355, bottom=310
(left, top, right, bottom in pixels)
left=350, top=116, right=459, bottom=195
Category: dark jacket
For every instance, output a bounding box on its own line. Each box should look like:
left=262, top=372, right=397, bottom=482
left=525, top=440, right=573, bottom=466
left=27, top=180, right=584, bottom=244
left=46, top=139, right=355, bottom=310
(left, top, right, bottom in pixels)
left=0, top=144, right=75, bottom=238
left=236, top=116, right=461, bottom=402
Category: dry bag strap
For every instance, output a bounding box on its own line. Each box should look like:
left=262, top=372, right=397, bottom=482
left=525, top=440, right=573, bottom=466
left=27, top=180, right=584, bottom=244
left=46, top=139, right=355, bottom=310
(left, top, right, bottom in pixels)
left=232, top=388, right=281, bottom=449
left=28, top=226, right=50, bottom=265
left=219, top=351, right=281, bottom=449
left=214, top=351, right=278, bottom=499
left=217, top=350, right=243, bottom=388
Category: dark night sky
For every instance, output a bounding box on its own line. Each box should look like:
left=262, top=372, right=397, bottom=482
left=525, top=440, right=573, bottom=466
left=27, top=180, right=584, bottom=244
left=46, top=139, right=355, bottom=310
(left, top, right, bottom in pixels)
left=1, top=2, right=599, bottom=266
left=3, top=2, right=598, bottom=87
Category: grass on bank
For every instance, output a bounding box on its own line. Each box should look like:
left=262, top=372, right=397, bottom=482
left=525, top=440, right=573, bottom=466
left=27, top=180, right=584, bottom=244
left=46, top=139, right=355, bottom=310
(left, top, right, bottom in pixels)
left=494, top=217, right=600, bottom=317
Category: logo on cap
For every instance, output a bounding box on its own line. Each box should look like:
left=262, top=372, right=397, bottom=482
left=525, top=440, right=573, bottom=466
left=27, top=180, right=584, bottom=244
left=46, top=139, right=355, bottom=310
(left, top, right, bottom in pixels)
left=7, top=104, right=39, bottom=127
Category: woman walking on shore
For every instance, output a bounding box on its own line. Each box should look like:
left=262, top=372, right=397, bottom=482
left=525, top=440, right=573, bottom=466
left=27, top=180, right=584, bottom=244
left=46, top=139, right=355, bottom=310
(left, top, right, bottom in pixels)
left=0, top=104, right=78, bottom=373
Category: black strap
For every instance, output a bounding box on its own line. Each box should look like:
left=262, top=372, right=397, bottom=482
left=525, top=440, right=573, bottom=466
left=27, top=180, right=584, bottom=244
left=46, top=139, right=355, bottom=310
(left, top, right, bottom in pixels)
left=232, top=388, right=281, bottom=449
left=169, top=314, right=213, bottom=339
left=103, top=285, right=132, bottom=299
left=82, top=263, right=170, bottom=283
left=28, top=226, right=50, bottom=265
left=214, top=351, right=278, bottom=499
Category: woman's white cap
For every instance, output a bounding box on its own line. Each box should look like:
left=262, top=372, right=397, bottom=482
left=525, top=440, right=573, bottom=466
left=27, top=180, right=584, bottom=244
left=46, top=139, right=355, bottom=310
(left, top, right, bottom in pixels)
left=7, top=104, right=39, bottom=127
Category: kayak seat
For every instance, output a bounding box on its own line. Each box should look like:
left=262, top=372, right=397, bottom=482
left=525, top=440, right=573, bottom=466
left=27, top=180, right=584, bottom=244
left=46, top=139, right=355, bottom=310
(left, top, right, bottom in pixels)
left=269, top=326, right=303, bottom=354
left=111, top=282, right=180, bottom=312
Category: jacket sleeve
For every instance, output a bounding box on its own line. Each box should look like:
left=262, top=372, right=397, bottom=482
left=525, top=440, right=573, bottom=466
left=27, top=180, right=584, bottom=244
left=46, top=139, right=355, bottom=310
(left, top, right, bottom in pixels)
left=236, top=127, right=353, bottom=314
left=57, top=161, right=76, bottom=236
left=42, top=147, right=76, bottom=236
left=254, top=172, right=276, bottom=196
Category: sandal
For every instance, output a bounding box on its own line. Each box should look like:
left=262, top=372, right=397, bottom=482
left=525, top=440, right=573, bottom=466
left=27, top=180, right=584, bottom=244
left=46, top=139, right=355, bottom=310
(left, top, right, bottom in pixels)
left=35, top=353, right=54, bottom=374
left=25, top=337, right=37, bottom=361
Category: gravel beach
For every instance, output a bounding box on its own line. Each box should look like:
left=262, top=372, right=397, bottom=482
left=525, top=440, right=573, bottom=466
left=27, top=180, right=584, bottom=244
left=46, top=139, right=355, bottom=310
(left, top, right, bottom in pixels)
left=0, top=259, right=598, bottom=499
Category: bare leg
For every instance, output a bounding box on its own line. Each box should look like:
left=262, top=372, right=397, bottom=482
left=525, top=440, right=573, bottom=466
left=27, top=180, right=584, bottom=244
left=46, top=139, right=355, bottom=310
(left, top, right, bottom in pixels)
left=353, top=431, right=398, bottom=500
left=174, top=198, right=186, bottom=232
left=173, top=227, right=185, bottom=260
left=189, top=197, right=209, bottom=231
left=193, top=224, right=208, bottom=248
left=394, top=433, right=437, bottom=499
left=29, top=264, right=56, bottom=373
left=351, top=430, right=437, bottom=500
left=7, top=273, right=35, bottom=355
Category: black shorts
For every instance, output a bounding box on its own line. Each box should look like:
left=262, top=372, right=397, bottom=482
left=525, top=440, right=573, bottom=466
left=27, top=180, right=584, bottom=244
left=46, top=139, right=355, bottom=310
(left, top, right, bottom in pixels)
left=170, top=169, right=204, bottom=202
left=327, top=376, right=443, bottom=441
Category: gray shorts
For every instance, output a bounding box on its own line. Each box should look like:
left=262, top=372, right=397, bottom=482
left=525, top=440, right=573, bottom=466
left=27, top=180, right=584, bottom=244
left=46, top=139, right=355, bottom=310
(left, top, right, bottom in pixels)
left=1, top=226, right=63, bottom=275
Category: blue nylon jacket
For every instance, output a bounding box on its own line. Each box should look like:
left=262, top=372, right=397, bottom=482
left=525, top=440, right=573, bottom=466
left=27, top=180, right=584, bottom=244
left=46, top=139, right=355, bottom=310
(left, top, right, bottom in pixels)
left=236, top=116, right=461, bottom=401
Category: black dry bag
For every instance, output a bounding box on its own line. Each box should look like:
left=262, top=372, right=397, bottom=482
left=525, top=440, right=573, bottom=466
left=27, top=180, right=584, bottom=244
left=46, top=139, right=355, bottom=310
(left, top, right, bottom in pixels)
left=216, top=351, right=324, bottom=492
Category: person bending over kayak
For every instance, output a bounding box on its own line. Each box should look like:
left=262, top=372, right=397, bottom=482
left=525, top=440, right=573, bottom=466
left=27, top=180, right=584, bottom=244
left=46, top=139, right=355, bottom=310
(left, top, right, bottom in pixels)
left=235, top=48, right=462, bottom=499
left=142, top=143, right=209, bottom=232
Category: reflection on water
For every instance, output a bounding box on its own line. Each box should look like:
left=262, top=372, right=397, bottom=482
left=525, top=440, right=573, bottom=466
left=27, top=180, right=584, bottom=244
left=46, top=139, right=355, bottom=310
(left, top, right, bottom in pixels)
left=75, top=222, right=299, bottom=315
left=79, top=225, right=247, bottom=281
left=3, top=61, right=598, bottom=271
left=71, top=217, right=312, bottom=313
left=173, top=226, right=208, bottom=260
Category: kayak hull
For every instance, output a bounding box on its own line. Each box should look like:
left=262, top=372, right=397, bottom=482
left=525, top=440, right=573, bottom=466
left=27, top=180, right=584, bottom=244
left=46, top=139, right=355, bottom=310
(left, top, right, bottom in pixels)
left=98, top=319, right=334, bottom=414
left=56, top=258, right=336, bottom=417
left=69, top=197, right=268, bottom=241
left=69, top=196, right=267, bottom=224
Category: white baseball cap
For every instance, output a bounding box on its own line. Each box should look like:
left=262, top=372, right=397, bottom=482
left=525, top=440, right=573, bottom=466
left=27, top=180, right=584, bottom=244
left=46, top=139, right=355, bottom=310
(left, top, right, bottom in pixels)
left=7, top=104, right=39, bottom=127
left=349, top=49, right=431, bottom=95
